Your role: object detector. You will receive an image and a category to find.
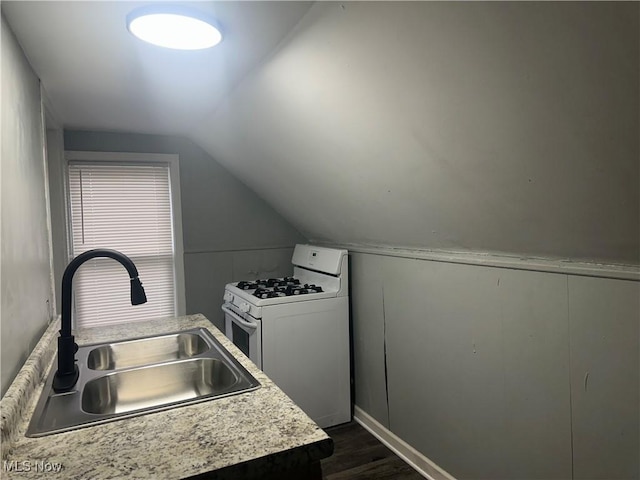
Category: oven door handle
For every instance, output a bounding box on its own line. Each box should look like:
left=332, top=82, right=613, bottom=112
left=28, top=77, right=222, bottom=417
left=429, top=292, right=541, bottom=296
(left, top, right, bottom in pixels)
left=221, top=304, right=258, bottom=330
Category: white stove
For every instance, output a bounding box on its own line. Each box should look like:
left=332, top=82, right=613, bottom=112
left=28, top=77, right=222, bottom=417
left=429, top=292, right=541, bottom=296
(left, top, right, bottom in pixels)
left=222, top=244, right=350, bottom=428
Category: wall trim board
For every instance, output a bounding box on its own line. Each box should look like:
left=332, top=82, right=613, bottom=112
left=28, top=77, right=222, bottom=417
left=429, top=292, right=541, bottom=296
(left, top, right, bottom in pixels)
left=322, top=244, right=639, bottom=281
left=354, top=405, right=457, bottom=480
left=183, top=245, right=298, bottom=255
left=40, top=84, right=57, bottom=318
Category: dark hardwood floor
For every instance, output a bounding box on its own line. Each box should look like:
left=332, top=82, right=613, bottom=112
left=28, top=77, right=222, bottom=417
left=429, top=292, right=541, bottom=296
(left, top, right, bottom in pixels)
left=321, top=422, right=424, bottom=480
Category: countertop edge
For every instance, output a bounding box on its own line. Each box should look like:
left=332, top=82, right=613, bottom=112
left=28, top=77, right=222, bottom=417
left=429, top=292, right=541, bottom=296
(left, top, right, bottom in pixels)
left=1, top=318, right=59, bottom=458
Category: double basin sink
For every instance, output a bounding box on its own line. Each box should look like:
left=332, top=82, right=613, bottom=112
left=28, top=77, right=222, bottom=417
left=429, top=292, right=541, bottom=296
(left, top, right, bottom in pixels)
left=27, top=328, right=260, bottom=437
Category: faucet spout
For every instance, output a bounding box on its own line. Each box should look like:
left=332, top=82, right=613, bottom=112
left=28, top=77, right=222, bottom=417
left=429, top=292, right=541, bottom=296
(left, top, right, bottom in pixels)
left=53, top=248, right=147, bottom=393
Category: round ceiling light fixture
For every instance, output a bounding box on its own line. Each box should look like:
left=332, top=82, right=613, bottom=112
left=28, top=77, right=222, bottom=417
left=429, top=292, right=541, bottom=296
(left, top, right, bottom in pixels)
left=127, top=5, right=222, bottom=50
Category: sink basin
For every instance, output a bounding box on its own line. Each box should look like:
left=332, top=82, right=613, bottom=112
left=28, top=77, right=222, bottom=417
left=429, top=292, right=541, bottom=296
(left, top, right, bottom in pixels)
left=82, top=358, right=238, bottom=414
left=87, top=332, right=209, bottom=370
left=27, top=328, right=260, bottom=437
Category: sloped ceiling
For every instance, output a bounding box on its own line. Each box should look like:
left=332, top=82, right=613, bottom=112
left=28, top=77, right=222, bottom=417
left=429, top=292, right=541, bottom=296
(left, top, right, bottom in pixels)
left=193, top=2, right=639, bottom=264
left=3, top=2, right=639, bottom=264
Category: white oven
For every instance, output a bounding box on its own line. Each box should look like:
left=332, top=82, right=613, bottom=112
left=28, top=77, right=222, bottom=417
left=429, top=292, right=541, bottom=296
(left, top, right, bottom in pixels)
left=221, top=244, right=350, bottom=428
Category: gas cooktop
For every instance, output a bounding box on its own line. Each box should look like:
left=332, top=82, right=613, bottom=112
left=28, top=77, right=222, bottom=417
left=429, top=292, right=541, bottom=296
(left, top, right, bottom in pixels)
left=234, top=277, right=324, bottom=299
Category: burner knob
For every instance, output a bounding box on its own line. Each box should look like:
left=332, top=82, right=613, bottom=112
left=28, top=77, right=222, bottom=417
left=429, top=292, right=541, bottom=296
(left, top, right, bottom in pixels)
left=223, top=291, right=233, bottom=302
left=239, top=303, right=250, bottom=313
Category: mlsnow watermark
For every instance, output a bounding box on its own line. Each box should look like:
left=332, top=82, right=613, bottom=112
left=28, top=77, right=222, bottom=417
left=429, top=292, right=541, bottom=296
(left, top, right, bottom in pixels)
left=3, top=460, right=63, bottom=473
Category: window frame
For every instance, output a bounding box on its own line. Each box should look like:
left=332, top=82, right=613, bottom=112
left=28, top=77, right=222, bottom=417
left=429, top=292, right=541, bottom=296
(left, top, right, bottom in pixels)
left=63, top=150, right=186, bottom=320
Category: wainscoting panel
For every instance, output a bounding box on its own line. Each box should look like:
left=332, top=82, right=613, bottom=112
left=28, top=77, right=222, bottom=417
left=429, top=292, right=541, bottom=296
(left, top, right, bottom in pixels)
left=347, top=247, right=638, bottom=479
left=568, top=276, right=639, bottom=480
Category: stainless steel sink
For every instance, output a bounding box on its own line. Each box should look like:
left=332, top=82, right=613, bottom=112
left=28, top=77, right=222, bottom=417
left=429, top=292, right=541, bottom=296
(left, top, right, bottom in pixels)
left=82, top=358, right=239, bottom=415
left=87, top=332, right=209, bottom=370
left=27, top=328, right=260, bottom=437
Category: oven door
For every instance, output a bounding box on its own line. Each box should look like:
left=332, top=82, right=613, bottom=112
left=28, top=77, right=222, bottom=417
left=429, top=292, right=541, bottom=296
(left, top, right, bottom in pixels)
left=222, top=303, right=262, bottom=369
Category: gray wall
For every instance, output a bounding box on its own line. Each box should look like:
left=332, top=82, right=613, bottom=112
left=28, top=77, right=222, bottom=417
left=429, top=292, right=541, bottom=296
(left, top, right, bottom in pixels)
left=62, top=131, right=307, bottom=329
left=193, top=2, right=639, bottom=266
left=1, top=15, right=54, bottom=395
left=351, top=250, right=639, bottom=480
left=188, top=5, right=639, bottom=475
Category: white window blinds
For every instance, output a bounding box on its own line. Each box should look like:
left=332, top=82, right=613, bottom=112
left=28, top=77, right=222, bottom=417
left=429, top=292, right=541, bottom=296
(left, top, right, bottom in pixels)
left=68, top=163, right=176, bottom=328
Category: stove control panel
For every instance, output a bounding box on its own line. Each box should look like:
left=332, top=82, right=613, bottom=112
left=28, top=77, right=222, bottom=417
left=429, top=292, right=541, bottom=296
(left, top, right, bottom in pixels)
left=292, top=244, right=347, bottom=276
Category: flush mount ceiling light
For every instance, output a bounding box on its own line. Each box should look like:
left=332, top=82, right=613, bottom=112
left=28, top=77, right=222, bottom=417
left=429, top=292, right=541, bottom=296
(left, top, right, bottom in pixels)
left=127, top=5, right=222, bottom=50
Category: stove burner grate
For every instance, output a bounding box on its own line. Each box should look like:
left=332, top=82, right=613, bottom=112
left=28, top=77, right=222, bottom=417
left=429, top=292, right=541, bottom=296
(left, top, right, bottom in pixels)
left=235, top=277, right=326, bottom=298
left=253, top=288, right=288, bottom=299
left=237, top=278, right=326, bottom=298
left=236, top=280, right=258, bottom=290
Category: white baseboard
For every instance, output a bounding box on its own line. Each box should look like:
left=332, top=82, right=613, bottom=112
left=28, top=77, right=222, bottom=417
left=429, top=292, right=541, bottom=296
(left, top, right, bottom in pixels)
left=353, top=405, right=457, bottom=480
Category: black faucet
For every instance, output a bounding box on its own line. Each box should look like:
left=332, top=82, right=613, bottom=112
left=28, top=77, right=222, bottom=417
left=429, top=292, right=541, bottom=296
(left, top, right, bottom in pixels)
left=53, top=248, right=147, bottom=393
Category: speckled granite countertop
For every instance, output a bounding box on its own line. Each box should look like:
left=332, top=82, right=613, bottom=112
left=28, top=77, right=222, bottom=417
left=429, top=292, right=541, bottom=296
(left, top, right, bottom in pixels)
left=1, top=314, right=333, bottom=479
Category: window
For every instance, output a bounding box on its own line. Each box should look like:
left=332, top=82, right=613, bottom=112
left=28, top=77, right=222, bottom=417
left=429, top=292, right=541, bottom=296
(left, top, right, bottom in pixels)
left=65, top=151, right=185, bottom=328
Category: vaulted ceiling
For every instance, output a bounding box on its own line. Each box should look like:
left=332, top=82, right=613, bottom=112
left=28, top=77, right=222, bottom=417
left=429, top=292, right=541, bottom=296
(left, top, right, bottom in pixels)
left=3, top=1, right=639, bottom=264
